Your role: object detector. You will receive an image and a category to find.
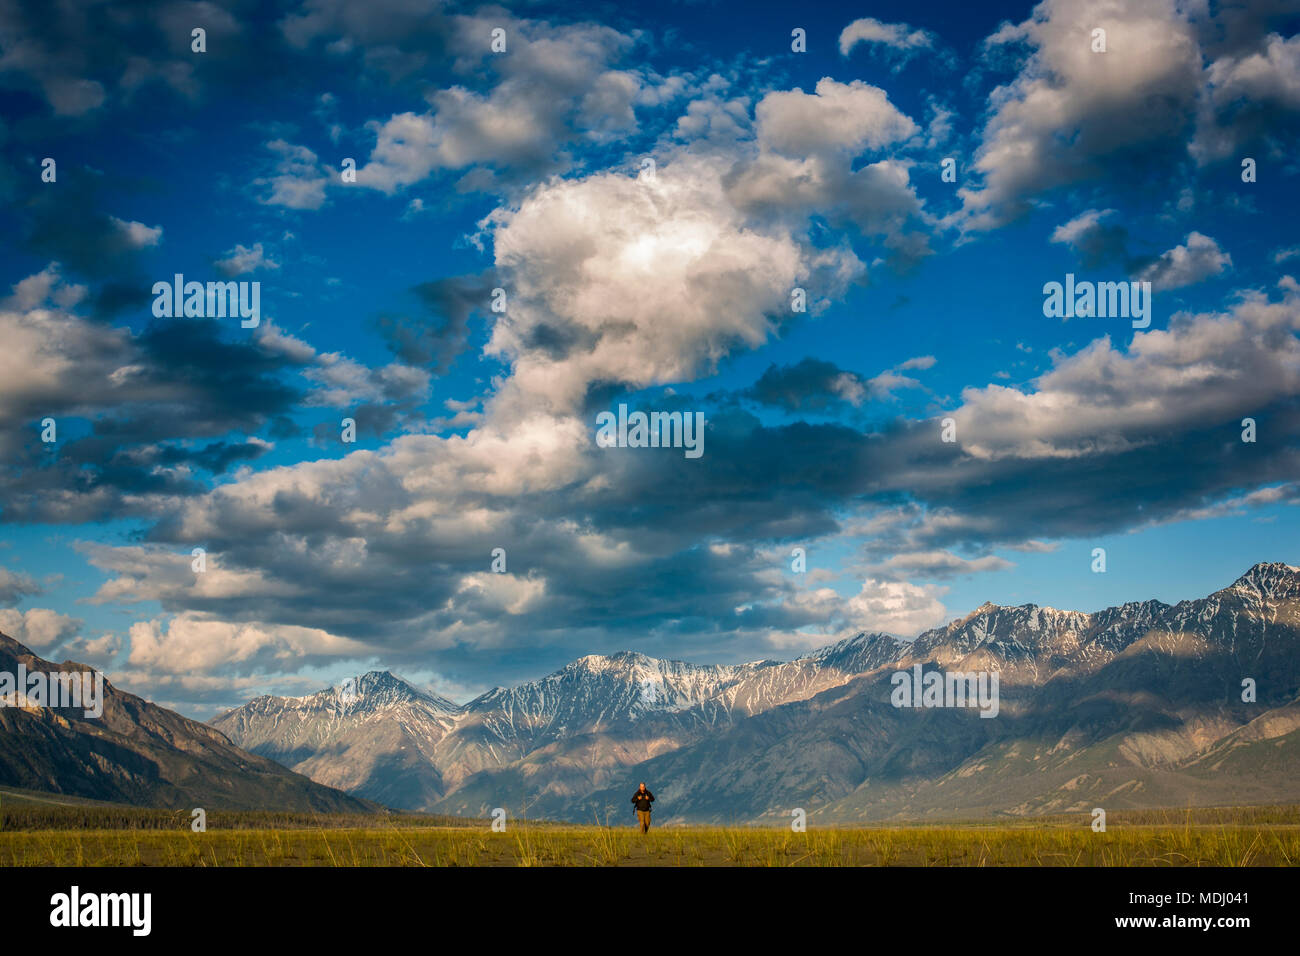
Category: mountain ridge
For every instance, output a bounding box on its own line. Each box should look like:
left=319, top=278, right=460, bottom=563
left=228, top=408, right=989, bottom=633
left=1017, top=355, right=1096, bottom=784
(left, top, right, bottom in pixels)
left=0, top=631, right=375, bottom=813
left=212, top=562, right=1300, bottom=820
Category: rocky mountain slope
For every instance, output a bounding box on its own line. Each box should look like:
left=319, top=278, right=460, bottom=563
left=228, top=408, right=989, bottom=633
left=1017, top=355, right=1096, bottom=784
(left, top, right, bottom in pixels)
left=213, top=639, right=900, bottom=810
left=0, top=632, right=374, bottom=813
left=212, top=563, right=1300, bottom=822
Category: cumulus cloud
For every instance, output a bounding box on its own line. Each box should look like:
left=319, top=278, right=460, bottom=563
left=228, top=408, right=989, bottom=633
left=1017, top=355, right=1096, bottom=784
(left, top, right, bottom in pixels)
left=127, top=613, right=370, bottom=675
left=0, top=266, right=145, bottom=439
left=299, top=350, right=431, bottom=438
left=956, top=1, right=1300, bottom=228
left=74, top=111, right=1300, bottom=688
left=0, top=264, right=430, bottom=522
left=723, top=79, right=931, bottom=269
left=958, top=0, right=1202, bottom=229
left=755, top=78, right=918, bottom=156
left=817, top=280, right=1300, bottom=563
left=0, top=566, right=40, bottom=606
left=57, top=158, right=912, bottom=682
left=838, top=16, right=944, bottom=70
left=839, top=17, right=935, bottom=56
left=78, top=279, right=1300, bottom=695
left=0, top=607, right=81, bottom=648
left=846, top=578, right=948, bottom=637
left=1050, top=208, right=1129, bottom=267
left=109, top=217, right=162, bottom=249
left=351, top=18, right=672, bottom=191
left=1007, top=540, right=1060, bottom=553
left=1052, top=213, right=1101, bottom=244
left=279, top=0, right=465, bottom=82
left=83, top=396, right=880, bottom=689
left=1193, top=31, right=1300, bottom=162
left=1133, top=232, right=1232, bottom=291
left=0, top=266, right=299, bottom=520
left=258, top=139, right=331, bottom=210
left=950, top=282, right=1297, bottom=460
left=303, top=354, right=429, bottom=408
left=479, top=152, right=865, bottom=417
left=673, top=93, right=752, bottom=145
left=1051, top=214, right=1231, bottom=289
left=12, top=0, right=1297, bottom=712
left=215, top=242, right=279, bottom=277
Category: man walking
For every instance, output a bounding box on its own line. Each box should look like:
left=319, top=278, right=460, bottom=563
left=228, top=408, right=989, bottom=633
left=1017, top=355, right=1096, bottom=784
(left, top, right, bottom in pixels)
left=631, top=782, right=655, bottom=833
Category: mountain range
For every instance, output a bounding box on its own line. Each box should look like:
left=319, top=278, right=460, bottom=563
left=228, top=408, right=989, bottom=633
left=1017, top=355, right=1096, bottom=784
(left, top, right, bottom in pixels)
left=211, top=562, right=1300, bottom=823
left=0, top=632, right=371, bottom=813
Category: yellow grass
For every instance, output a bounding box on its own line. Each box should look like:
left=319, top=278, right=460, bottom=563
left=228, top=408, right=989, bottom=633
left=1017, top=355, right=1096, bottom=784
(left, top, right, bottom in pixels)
left=2, top=805, right=1299, bottom=867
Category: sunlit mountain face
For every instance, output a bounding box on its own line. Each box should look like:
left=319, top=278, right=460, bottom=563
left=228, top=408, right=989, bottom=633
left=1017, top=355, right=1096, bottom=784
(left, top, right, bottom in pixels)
left=0, top=0, right=1297, bottom=727
left=208, top=565, right=1300, bottom=821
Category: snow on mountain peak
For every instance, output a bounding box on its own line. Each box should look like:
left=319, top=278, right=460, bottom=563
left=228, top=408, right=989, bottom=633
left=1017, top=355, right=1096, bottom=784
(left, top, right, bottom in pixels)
left=1225, top=562, right=1300, bottom=599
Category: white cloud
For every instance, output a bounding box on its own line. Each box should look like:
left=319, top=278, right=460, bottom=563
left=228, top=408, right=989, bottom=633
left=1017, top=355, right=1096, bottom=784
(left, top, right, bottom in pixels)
left=839, top=18, right=934, bottom=56
left=352, top=18, right=662, bottom=191
left=259, top=139, right=330, bottom=210
left=1051, top=208, right=1118, bottom=246
left=846, top=578, right=948, bottom=637
left=1134, top=231, right=1231, bottom=291
left=0, top=269, right=139, bottom=431
left=0, top=607, right=81, bottom=648
left=255, top=320, right=318, bottom=363
left=957, top=0, right=1201, bottom=230
left=950, top=283, right=1300, bottom=459
left=215, top=242, right=279, bottom=277
left=721, top=80, right=930, bottom=266
left=302, top=352, right=430, bottom=407
left=455, top=572, right=549, bottom=616
left=673, top=94, right=752, bottom=145
left=1193, top=32, right=1300, bottom=162
left=480, top=152, right=865, bottom=416
left=0, top=566, right=40, bottom=605
left=755, top=78, right=918, bottom=156
left=127, top=614, right=369, bottom=674
left=109, top=216, right=163, bottom=248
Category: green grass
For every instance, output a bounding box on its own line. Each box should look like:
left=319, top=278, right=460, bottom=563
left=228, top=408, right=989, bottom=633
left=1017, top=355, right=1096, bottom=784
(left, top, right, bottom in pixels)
left=1, top=804, right=1297, bottom=866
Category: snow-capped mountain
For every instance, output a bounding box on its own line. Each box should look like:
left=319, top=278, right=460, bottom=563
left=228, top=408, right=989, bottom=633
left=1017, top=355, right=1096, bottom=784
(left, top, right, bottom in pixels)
left=214, top=671, right=462, bottom=809
left=212, top=563, right=1300, bottom=821
left=213, top=638, right=894, bottom=806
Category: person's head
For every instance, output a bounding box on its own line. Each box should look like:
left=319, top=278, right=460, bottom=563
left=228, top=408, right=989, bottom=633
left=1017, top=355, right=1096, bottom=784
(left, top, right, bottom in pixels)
left=638, top=782, right=646, bottom=791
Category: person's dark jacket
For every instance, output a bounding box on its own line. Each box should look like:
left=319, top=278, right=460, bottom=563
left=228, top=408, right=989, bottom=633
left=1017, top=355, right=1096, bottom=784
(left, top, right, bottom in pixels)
left=631, top=789, right=654, bottom=812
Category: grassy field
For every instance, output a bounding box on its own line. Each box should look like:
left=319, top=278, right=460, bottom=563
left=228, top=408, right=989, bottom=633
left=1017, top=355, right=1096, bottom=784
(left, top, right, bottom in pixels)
left=1, top=798, right=1298, bottom=866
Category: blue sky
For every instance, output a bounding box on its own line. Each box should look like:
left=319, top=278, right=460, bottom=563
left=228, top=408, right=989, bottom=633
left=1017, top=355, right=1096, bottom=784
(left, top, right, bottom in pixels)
left=0, top=0, right=1298, bottom=717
